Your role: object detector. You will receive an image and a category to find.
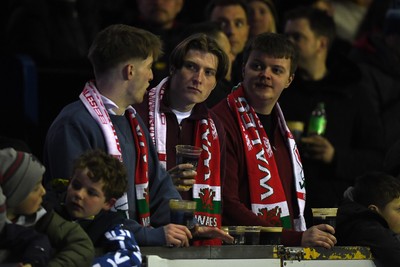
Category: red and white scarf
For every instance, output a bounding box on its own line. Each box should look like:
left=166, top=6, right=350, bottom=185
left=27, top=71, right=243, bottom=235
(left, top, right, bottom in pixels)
left=80, top=81, right=151, bottom=226
left=148, top=77, right=223, bottom=245
left=227, top=85, right=306, bottom=231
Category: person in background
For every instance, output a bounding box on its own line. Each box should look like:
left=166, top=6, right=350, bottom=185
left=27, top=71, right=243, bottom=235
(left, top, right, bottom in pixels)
left=44, top=24, right=232, bottom=247
left=56, top=149, right=141, bottom=267
left=336, top=172, right=400, bottom=267
left=247, top=0, right=278, bottom=37
left=132, top=0, right=186, bottom=87
left=134, top=33, right=231, bottom=245
left=329, top=0, right=373, bottom=43
left=280, top=6, right=385, bottom=223
left=212, top=32, right=337, bottom=248
left=349, top=8, right=400, bottom=151
left=206, top=0, right=250, bottom=85
left=0, top=148, right=94, bottom=267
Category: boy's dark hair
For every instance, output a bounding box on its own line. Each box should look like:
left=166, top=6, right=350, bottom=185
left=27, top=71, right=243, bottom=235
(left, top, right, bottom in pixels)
left=284, top=6, right=336, bottom=49
left=73, top=149, right=127, bottom=201
left=352, top=172, right=400, bottom=209
left=88, top=24, right=163, bottom=76
left=205, top=0, right=250, bottom=22
left=169, top=33, right=229, bottom=81
left=242, top=32, right=298, bottom=75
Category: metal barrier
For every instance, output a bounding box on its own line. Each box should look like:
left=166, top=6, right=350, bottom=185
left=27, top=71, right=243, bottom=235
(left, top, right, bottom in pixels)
left=141, top=245, right=377, bottom=267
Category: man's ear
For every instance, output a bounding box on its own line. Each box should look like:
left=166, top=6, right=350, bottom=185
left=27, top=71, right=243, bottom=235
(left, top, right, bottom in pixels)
left=368, top=204, right=379, bottom=213
left=285, top=74, right=295, bottom=88
left=124, top=63, right=135, bottom=80
left=103, top=198, right=117, bottom=211
left=170, top=66, right=176, bottom=75
left=318, top=36, right=329, bottom=52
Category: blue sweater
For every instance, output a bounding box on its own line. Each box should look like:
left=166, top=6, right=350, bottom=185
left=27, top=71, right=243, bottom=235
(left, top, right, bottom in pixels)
left=44, top=100, right=181, bottom=246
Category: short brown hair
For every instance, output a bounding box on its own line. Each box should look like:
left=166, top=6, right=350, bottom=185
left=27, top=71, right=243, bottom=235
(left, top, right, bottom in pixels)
left=88, top=24, right=163, bottom=76
left=169, top=33, right=229, bottom=81
left=73, top=149, right=127, bottom=201
left=242, top=32, right=298, bottom=76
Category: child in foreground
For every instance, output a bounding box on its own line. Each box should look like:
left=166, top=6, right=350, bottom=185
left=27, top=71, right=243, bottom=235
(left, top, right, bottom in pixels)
left=0, top=147, right=94, bottom=267
left=336, top=172, right=400, bottom=267
left=56, top=149, right=142, bottom=267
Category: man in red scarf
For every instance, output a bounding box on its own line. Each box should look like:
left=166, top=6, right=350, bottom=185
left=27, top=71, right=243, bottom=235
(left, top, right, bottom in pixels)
left=213, top=32, right=337, bottom=248
left=134, top=33, right=230, bottom=245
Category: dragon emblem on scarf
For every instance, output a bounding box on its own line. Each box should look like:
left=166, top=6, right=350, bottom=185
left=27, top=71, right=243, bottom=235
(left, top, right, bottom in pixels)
left=199, top=188, right=215, bottom=210
left=257, top=206, right=282, bottom=226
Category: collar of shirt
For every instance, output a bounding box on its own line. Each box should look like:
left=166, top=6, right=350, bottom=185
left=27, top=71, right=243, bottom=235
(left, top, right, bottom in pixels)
left=101, top=95, right=135, bottom=115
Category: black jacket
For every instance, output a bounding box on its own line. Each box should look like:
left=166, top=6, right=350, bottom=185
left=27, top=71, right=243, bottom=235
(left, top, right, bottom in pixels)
left=336, top=198, right=400, bottom=267
left=279, top=59, right=385, bottom=220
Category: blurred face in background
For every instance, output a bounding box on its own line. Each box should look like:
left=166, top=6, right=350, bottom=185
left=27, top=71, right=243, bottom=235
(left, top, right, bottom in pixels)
left=284, top=18, right=321, bottom=70
left=137, top=0, right=184, bottom=29
left=210, top=4, right=249, bottom=58
left=214, top=31, right=234, bottom=81
left=312, top=0, right=334, bottom=17
left=248, top=0, right=276, bottom=37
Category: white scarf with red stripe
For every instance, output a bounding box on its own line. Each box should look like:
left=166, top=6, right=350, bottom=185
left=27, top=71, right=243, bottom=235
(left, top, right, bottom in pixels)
left=227, top=85, right=306, bottom=231
left=148, top=77, right=223, bottom=245
left=80, top=81, right=151, bottom=226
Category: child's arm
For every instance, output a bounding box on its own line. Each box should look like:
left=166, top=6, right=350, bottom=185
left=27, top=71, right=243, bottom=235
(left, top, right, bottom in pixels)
left=93, top=224, right=142, bottom=267
left=37, top=211, right=95, bottom=267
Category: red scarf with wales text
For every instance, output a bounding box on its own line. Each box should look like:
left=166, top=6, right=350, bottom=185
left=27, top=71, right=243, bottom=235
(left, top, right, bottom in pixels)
left=227, top=85, right=306, bottom=231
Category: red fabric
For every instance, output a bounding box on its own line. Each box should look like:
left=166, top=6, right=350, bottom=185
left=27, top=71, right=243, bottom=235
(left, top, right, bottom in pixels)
left=126, top=111, right=150, bottom=226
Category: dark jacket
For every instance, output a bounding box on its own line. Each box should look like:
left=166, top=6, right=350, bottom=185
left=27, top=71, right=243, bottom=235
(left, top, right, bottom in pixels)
left=0, top=223, right=51, bottom=266
left=56, top=205, right=142, bottom=267
left=350, top=34, right=400, bottom=80
left=279, top=59, right=385, bottom=219
left=336, top=198, right=400, bottom=267
left=35, top=208, right=94, bottom=267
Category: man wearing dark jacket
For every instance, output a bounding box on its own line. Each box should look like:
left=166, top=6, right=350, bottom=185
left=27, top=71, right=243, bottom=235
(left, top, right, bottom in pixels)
left=280, top=7, right=385, bottom=224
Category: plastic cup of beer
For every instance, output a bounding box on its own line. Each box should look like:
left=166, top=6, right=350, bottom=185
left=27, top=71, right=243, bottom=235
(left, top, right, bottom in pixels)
left=312, top=208, right=338, bottom=228
left=175, top=145, right=202, bottom=191
left=286, top=121, right=305, bottom=143
left=244, top=226, right=261, bottom=245
left=260, top=227, right=283, bottom=245
left=223, top=226, right=245, bottom=245
left=175, top=145, right=202, bottom=168
left=169, top=199, right=197, bottom=233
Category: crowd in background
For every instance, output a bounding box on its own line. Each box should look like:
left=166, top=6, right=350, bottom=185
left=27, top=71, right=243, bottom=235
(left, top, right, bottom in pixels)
left=1, top=0, right=400, bottom=266
left=0, top=0, right=398, bottom=159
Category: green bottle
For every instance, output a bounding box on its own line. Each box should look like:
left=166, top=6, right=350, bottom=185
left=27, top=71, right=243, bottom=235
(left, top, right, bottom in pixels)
left=308, top=102, right=327, bottom=136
